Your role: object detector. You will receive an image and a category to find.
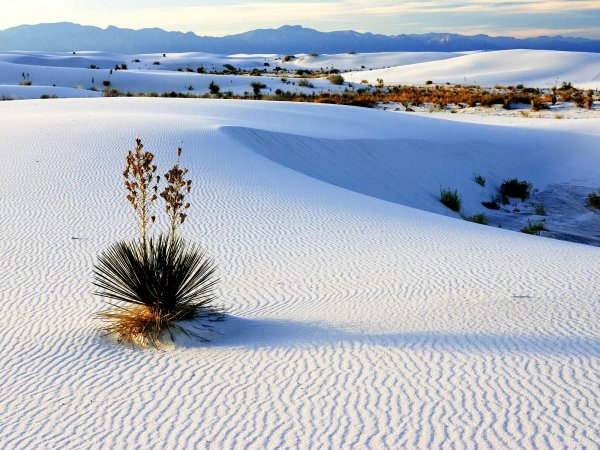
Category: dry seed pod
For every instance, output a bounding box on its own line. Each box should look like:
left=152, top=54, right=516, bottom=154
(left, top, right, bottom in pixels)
left=123, top=139, right=159, bottom=254
left=161, top=147, right=191, bottom=241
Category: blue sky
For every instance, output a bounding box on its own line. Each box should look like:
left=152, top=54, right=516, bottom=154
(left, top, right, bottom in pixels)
left=3, top=0, right=599, bottom=38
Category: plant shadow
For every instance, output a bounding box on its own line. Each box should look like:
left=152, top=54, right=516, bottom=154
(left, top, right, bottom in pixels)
left=176, top=315, right=599, bottom=357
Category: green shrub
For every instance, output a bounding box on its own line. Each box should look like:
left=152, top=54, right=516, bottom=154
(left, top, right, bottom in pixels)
left=94, top=235, right=220, bottom=346
left=534, top=204, right=546, bottom=215
left=587, top=191, right=600, bottom=208
left=94, top=139, right=220, bottom=346
left=250, top=81, right=267, bottom=96
left=500, top=178, right=533, bottom=201
left=19, top=80, right=32, bottom=86
left=208, top=81, right=220, bottom=95
left=474, top=174, right=486, bottom=187
left=521, top=220, right=546, bottom=235
left=298, top=79, right=314, bottom=88
left=440, top=188, right=461, bottom=212
left=462, top=213, right=487, bottom=224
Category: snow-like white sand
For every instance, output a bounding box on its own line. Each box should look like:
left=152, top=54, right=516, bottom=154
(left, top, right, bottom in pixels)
left=344, top=49, right=600, bottom=88
left=3, top=49, right=598, bottom=100
left=0, top=98, right=598, bottom=448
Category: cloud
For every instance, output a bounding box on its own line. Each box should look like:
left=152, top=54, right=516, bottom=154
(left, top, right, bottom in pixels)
left=1, top=1, right=599, bottom=37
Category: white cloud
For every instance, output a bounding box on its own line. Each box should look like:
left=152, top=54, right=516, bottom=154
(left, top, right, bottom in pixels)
left=1, top=1, right=598, bottom=36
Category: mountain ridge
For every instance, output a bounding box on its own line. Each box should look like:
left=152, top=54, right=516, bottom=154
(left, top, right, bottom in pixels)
left=1, top=22, right=599, bottom=53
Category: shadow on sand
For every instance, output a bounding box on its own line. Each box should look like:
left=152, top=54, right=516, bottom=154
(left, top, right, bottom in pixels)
left=176, top=315, right=599, bottom=356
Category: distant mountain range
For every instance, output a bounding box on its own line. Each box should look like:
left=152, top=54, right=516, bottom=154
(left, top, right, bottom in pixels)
left=1, top=23, right=599, bottom=54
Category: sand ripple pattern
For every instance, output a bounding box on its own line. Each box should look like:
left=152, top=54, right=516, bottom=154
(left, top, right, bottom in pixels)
left=0, top=98, right=598, bottom=449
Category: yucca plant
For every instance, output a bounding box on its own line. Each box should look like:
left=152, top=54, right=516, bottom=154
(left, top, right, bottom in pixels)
left=94, top=235, right=220, bottom=346
left=94, top=139, right=221, bottom=346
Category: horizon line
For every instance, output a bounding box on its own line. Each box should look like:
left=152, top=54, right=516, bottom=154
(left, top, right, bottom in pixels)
left=2, top=21, right=599, bottom=41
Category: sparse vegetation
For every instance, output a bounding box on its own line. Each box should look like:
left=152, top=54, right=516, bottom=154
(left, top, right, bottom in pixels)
left=298, top=79, right=314, bottom=88
left=462, top=213, right=488, bottom=224
left=474, top=174, right=486, bottom=187
left=534, top=204, right=546, bottom=215
left=250, top=81, right=267, bottom=96
left=587, top=190, right=600, bottom=209
left=520, top=220, right=546, bottom=235
left=440, top=188, right=461, bottom=212
left=328, top=74, right=344, bottom=85
left=500, top=178, right=533, bottom=201
left=208, top=81, right=220, bottom=95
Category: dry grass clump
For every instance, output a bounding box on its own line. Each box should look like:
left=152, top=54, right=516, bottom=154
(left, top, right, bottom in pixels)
left=94, top=139, right=220, bottom=346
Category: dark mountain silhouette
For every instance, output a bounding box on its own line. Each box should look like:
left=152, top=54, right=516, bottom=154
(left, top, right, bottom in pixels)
left=1, top=23, right=598, bottom=53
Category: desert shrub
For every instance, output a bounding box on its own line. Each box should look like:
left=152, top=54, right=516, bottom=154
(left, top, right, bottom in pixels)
left=440, top=188, right=461, bottom=212
left=223, top=64, right=237, bottom=74
left=328, top=74, right=344, bottom=85
left=19, top=80, right=32, bottom=86
left=283, top=55, right=295, bottom=62
left=474, top=174, right=486, bottom=187
left=40, top=94, right=58, bottom=99
left=584, top=90, right=594, bottom=110
left=152, top=61, right=160, bottom=65
left=208, top=81, right=220, bottom=95
left=102, top=80, right=111, bottom=87
left=462, top=213, right=487, bottom=225
left=534, top=204, right=546, bottom=215
left=500, top=178, right=533, bottom=201
left=521, top=220, right=546, bottom=235
left=530, top=97, right=549, bottom=111
left=481, top=201, right=500, bottom=210
left=250, top=81, right=267, bottom=96
left=94, top=140, right=220, bottom=346
left=587, top=190, right=600, bottom=208
left=298, top=79, right=314, bottom=88
left=94, top=235, right=220, bottom=346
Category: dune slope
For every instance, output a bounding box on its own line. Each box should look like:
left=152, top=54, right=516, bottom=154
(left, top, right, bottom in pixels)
left=344, top=49, right=600, bottom=88
left=0, top=98, right=598, bottom=449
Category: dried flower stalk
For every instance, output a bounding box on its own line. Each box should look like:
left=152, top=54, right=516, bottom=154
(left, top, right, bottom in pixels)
left=161, top=147, right=191, bottom=241
left=123, top=138, right=159, bottom=254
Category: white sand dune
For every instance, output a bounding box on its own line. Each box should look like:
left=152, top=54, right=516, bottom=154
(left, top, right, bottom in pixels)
left=0, top=98, right=598, bottom=448
left=279, top=51, right=465, bottom=71
left=2, top=49, right=599, bottom=100
left=0, top=60, right=346, bottom=98
left=344, top=49, right=600, bottom=88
